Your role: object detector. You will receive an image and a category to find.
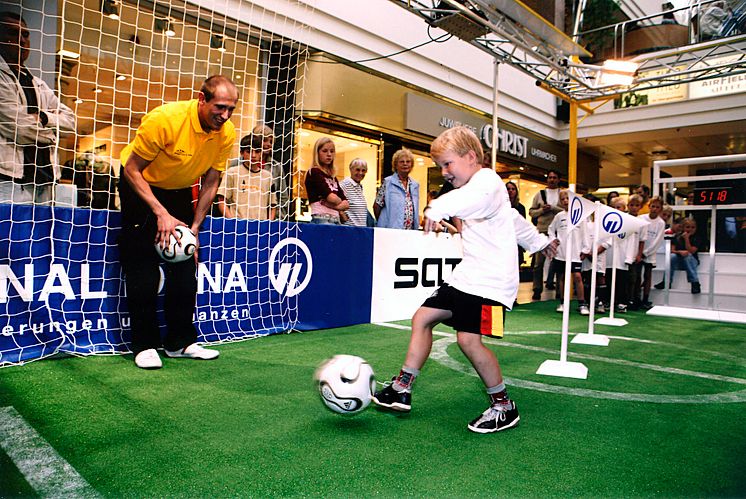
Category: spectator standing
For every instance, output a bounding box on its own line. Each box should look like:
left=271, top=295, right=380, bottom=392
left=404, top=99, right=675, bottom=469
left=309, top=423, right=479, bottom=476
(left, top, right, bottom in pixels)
left=528, top=169, right=563, bottom=300
left=605, top=190, right=620, bottom=206
left=374, top=148, right=419, bottom=229
left=506, top=180, right=526, bottom=267
left=638, top=196, right=667, bottom=308
left=304, top=137, right=348, bottom=225
left=635, top=184, right=651, bottom=215
left=624, top=194, right=646, bottom=310
left=252, top=124, right=290, bottom=220
left=547, top=190, right=590, bottom=315
left=217, top=134, right=275, bottom=220
left=118, top=75, right=236, bottom=369
left=0, top=11, right=75, bottom=205
left=339, top=157, right=371, bottom=227
left=606, top=197, right=631, bottom=313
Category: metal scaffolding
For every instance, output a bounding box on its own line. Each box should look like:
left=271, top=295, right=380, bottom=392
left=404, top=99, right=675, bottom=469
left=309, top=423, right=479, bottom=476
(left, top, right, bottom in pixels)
left=388, top=0, right=746, bottom=102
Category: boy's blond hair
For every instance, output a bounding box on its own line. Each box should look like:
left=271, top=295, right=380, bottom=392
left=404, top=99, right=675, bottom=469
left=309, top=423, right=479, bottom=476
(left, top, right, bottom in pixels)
left=628, top=193, right=644, bottom=206
left=661, top=204, right=673, bottom=216
left=430, top=126, right=484, bottom=165
left=649, top=195, right=663, bottom=207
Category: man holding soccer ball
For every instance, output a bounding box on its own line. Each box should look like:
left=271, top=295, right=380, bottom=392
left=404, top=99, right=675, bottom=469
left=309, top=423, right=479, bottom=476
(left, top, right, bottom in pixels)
left=118, top=75, right=237, bottom=369
left=373, top=126, right=556, bottom=433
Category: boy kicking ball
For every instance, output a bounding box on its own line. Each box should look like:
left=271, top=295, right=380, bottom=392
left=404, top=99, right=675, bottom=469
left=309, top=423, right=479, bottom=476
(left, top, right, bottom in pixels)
left=373, top=126, right=556, bottom=433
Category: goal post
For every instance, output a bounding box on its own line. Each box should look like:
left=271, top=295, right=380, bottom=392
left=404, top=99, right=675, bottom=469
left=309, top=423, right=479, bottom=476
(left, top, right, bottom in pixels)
left=0, top=0, right=313, bottom=366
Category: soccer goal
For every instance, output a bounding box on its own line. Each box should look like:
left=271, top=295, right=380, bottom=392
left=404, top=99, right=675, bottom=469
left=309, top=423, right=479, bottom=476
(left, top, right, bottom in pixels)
left=0, top=0, right=313, bottom=366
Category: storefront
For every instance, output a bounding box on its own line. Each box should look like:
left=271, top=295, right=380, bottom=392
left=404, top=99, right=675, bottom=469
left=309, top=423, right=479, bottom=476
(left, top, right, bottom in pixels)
left=296, top=57, right=592, bottom=227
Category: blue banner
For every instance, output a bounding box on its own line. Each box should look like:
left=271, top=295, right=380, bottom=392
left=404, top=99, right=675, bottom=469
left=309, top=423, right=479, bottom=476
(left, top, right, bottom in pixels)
left=0, top=204, right=377, bottom=366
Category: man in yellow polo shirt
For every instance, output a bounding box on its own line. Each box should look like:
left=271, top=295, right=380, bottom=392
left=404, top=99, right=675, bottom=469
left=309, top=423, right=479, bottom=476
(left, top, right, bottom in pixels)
left=118, top=75, right=238, bottom=370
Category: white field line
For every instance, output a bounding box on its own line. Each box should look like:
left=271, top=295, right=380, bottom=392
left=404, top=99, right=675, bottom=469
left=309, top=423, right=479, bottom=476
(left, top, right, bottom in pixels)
left=0, top=406, right=100, bottom=498
left=374, top=322, right=746, bottom=403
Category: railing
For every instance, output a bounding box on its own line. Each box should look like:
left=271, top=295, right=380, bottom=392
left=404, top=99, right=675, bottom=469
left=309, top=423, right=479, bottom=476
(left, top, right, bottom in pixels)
left=652, top=153, right=746, bottom=310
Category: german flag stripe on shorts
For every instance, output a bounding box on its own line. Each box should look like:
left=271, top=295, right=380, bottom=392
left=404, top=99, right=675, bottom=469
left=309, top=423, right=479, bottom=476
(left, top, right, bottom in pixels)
left=480, top=305, right=504, bottom=338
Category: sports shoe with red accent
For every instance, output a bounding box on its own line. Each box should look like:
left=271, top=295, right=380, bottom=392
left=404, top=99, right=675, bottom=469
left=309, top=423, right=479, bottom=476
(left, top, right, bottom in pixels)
left=372, top=379, right=411, bottom=412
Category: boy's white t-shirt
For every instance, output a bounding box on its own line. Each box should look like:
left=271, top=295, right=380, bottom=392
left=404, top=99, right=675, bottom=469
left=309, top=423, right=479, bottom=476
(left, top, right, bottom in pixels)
left=581, top=220, right=608, bottom=273
left=547, top=210, right=585, bottom=263
left=426, top=168, right=518, bottom=308
left=639, top=214, right=666, bottom=265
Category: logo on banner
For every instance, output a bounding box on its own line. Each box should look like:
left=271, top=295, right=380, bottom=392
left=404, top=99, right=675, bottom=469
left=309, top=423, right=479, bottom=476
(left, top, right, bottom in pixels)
left=570, top=197, right=584, bottom=226
left=602, top=212, right=623, bottom=234
left=269, top=238, right=313, bottom=297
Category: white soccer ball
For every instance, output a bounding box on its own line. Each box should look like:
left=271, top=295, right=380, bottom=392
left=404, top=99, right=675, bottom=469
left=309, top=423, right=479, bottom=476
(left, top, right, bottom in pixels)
left=315, top=355, right=375, bottom=415
left=154, top=226, right=197, bottom=263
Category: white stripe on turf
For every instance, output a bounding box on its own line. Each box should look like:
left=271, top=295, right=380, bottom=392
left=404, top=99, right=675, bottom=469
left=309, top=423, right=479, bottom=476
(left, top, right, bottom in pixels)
left=374, top=322, right=746, bottom=404
left=0, top=406, right=100, bottom=498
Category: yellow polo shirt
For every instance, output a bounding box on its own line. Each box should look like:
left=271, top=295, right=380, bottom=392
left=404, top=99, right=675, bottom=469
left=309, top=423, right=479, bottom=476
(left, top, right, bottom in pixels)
left=120, top=99, right=236, bottom=189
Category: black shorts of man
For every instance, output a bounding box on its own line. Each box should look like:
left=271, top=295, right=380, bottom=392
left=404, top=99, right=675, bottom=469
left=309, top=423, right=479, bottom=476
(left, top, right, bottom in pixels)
left=118, top=75, right=238, bottom=369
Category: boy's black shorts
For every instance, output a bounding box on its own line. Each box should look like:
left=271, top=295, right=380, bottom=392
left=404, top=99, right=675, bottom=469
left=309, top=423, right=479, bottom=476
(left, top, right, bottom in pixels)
left=421, top=283, right=506, bottom=338
left=551, top=259, right=582, bottom=275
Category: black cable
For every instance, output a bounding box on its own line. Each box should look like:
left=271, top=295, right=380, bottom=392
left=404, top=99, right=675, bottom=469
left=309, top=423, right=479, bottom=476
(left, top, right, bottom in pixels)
left=306, top=28, right=452, bottom=64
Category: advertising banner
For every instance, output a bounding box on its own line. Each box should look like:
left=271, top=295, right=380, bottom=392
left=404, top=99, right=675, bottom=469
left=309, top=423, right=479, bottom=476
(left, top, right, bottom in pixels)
left=370, top=228, right=462, bottom=323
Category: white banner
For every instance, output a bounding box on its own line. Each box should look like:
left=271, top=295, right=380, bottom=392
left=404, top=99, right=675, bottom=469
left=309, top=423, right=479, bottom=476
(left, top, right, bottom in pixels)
left=567, top=191, right=597, bottom=230
left=596, top=203, right=649, bottom=238
left=370, top=228, right=463, bottom=323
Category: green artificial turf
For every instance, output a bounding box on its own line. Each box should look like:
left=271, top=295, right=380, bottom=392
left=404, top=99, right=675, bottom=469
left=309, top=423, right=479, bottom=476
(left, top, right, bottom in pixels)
left=1, top=302, right=745, bottom=497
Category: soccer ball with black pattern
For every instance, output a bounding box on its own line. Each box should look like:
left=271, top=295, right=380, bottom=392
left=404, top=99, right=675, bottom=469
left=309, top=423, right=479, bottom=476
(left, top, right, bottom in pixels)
left=315, top=355, right=375, bottom=415
left=154, top=226, right=197, bottom=263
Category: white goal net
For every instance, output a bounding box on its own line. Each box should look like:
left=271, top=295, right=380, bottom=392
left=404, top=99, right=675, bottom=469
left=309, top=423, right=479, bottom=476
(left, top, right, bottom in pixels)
left=0, top=0, right=312, bottom=366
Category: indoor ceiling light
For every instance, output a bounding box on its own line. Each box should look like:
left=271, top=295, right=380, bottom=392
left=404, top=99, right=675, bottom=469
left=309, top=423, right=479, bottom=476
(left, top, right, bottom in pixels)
left=597, top=59, right=639, bottom=87
left=57, top=49, right=80, bottom=59
left=116, top=74, right=127, bottom=81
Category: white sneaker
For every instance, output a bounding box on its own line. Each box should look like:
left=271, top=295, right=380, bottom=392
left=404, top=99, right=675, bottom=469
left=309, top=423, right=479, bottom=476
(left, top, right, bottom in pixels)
left=578, top=304, right=590, bottom=316
left=556, top=303, right=564, bottom=313
left=135, top=349, right=162, bottom=370
left=164, top=343, right=219, bottom=360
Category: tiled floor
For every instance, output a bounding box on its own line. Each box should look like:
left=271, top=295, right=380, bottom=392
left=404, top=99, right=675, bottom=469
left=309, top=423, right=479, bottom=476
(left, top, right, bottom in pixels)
left=516, top=280, right=560, bottom=305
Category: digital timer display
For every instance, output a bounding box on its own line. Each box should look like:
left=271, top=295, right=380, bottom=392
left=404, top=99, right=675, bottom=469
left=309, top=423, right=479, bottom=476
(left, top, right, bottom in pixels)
left=692, top=187, right=734, bottom=205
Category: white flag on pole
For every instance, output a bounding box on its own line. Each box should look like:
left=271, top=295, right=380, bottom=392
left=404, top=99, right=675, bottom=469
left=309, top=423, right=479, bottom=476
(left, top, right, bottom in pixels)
left=567, top=191, right=597, bottom=231
left=596, top=203, right=649, bottom=239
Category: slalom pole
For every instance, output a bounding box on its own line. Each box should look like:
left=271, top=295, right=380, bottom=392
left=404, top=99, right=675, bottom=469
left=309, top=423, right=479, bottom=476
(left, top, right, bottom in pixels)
left=588, top=208, right=600, bottom=334
left=559, top=230, right=573, bottom=362
left=573, top=205, right=610, bottom=345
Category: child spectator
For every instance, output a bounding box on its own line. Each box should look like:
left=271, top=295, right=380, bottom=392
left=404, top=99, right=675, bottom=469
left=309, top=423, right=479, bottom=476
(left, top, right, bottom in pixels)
left=661, top=204, right=674, bottom=232
left=606, top=197, right=630, bottom=312
left=638, top=196, right=666, bottom=308
left=625, top=194, right=645, bottom=310
left=656, top=218, right=705, bottom=294
left=547, top=190, right=590, bottom=315
left=217, top=134, right=276, bottom=220
left=580, top=213, right=610, bottom=313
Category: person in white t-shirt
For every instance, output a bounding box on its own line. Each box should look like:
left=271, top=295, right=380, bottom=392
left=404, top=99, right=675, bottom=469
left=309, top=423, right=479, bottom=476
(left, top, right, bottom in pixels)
left=373, top=126, right=557, bottom=434
left=638, top=196, right=666, bottom=308
left=547, top=190, right=590, bottom=315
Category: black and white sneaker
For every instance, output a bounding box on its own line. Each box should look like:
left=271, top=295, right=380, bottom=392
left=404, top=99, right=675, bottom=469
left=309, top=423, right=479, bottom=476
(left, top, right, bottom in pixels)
left=372, top=380, right=411, bottom=412
left=467, top=401, right=520, bottom=434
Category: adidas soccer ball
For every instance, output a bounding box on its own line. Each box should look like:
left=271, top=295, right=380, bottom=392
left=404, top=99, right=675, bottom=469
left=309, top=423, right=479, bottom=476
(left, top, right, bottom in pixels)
left=315, top=355, right=375, bottom=415
left=154, top=226, right=197, bottom=263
